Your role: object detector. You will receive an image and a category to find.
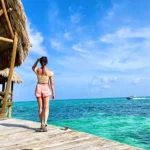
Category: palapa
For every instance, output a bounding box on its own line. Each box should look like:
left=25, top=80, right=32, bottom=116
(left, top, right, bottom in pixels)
left=0, top=68, right=22, bottom=83
left=0, top=0, right=30, bottom=70
left=0, top=0, right=29, bottom=118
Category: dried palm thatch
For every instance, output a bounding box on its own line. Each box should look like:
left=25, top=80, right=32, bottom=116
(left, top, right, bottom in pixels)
left=0, top=68, right=22, bottom=83
left=0, top=0, right=30, bottom=70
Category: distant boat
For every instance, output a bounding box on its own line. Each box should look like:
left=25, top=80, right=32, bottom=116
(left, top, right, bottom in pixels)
left=126, top=96, right=136, bottom=100
left=126, top=96, right=149, bottom=100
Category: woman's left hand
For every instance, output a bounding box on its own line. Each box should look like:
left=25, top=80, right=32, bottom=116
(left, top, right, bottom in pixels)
left=37, top=57, right=41, bottom=61
left=52, top=93, right=55, bottom=100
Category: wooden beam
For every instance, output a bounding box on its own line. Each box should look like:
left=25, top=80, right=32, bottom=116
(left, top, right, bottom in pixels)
left=1, top=0, right=14, bottom=38
left=0, top=8, right=12, bottom=17
left=0, top=32, right=18, bottom=117
left=0, top=36, right=13, bottom=43
left=0, top=9, right=3, bottom=16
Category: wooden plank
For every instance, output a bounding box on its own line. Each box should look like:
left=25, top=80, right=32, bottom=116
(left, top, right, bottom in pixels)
left=0, top=119, right=142, bottom=150
left=42, top=137, right=105, bottom=150
left=0, top=92, right=13, bottom=97
left=0, top=130, right=73, bottom=149
left=0, top=32, right=18, bottom=117
left=0, top=8, right=12, bottom=16
left=1, top=0, right=14, bottom=38
left=0, top=37, right=13, bottom=43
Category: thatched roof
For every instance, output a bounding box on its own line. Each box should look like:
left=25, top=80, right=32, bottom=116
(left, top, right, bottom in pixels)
left=0, top=0, right=30, bottom=70
left=0, top=68, right=22, bottom=83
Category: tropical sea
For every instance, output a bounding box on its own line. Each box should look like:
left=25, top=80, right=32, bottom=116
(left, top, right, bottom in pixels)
left=13, top=97, right=150, bottom=150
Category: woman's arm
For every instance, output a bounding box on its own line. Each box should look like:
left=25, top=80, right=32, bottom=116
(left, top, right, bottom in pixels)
left=49, top=75, right=55, bottom=100
left=32, top=58, right=40, bottom=72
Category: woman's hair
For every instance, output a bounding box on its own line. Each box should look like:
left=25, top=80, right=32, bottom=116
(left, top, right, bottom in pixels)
left=40, top=56, right=48, bottom=75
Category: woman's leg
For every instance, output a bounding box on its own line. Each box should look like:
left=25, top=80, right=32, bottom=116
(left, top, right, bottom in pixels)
left=37, top=97, right=44, bottom=125
left=43, top=96, right=50, bottom=125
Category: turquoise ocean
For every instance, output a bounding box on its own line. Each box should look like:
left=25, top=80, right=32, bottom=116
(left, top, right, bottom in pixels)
left=13, top=97, right=150, bottom=149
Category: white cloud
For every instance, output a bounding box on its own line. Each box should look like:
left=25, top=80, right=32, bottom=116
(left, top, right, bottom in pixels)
left=131, top=77, right=141, bottom=85
left=104, top=3, right=119, bottom=21
left=70, top=12, right=82, bottom=24
left=47, top=1, right=150, bottom=98
left=71, top=27, right=150, bottom=71
left=72, top=44, right=87, bottom=53
left=101, top=77, right=109, bottom=83
left=64, top=32, right=72, bottom=41
left=100, top=27, right=150, bottom=43
left=57, top=29, right=150, bottom=72
left=27, top=21, right=47, bottom=56
left=111, top=77, right=118, bottom=82
left=89, top=87, right=103, bottom=93
left=50, top=39, right=61, bottom=50
left=90, top=76, right=117, bottom=89
left=103, top=85, right=111, bottom=89
left=105, top=10, right=114, bottom=20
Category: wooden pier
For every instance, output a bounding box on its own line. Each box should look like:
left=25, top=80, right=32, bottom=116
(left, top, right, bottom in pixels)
left=0, top=119, right=142, bottom=150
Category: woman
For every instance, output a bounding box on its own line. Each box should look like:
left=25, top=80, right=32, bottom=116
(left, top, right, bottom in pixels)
left=32, top=57, right=55, bottom=132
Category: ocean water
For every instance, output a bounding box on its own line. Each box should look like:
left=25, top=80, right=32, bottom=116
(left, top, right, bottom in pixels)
left=13, top=97, right=150, bottom=149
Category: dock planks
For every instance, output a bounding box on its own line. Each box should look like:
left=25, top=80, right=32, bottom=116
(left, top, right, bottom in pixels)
left=0, top=119, right=142, bottom=150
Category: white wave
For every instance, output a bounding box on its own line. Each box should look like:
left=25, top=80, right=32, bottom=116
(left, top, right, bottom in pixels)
left=132, top=97, right=150, bottom=100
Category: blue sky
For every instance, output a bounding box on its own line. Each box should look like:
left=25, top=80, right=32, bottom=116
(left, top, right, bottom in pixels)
left=13, top=0, right=150, bottom=101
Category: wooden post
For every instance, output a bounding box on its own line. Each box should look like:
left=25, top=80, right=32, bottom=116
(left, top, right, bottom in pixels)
left=0, top=8, right=13, bottom=16
left=1, top=0, right=14, bottom=38
left=0, top=9, right=3, bottom=16
left=0, top=37, right=13, bottom=43
left=0, top=32, right=18, bottom=118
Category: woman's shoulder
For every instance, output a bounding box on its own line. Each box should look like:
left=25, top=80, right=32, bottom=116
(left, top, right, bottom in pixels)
left=36, top=68, right=42, bottom=73
left=47, top=69, right=54, bottom=77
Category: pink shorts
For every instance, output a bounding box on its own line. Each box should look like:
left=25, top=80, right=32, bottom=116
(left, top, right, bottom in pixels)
left=35, top=84, right=51, bottom=97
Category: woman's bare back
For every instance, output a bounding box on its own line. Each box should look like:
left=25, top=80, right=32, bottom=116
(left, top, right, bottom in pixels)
left=37, top=68, right=53, bottom=76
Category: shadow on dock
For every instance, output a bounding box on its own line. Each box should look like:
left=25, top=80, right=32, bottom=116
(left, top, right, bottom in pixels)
left=0, top=123, right=37, bottom=131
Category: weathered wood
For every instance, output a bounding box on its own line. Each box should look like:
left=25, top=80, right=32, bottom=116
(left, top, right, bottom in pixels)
left=0, top=92, right=13, bottom=97
left=0, top=114, right=5, bottom=118
left=0, top=36, right=13, bottom=43
left=0, top=8, right=12, bottom=16
left=0, top=9, right=3, bottom=16
left=1, top=32, right=18, bottom=117
left=1, top=0, right=14, bottom=38
left=0, top=119, right=142, bottom=150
